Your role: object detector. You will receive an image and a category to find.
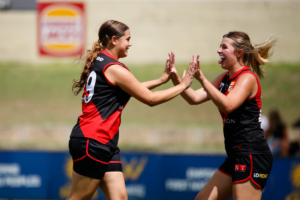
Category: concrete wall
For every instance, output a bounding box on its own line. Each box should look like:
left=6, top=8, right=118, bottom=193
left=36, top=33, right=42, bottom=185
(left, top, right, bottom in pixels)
left=0, top=0, right=299, bottom=64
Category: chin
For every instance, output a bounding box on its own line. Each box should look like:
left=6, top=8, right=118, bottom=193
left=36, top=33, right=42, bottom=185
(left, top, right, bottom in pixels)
left=221, top=64, right=229, bottom=70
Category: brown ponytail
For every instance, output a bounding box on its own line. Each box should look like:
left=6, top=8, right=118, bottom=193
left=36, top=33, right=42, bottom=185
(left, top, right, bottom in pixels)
left=223, top=31, right=279, bottom=79
left=72, top=20, right=129, bottom=95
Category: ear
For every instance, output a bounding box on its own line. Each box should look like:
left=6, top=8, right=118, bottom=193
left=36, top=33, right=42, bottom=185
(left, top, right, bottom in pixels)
left=236, top=49, right=243, bottom=58
left=111, top=36, right=117, bottom=45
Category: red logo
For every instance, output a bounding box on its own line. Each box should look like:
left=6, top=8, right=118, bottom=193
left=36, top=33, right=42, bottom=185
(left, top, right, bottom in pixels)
left=235, top=164, right=246, bottom=171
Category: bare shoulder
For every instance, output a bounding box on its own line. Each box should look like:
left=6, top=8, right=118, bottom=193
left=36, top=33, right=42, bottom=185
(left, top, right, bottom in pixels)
left=105, top=64, right=134, bottom=85
left=216, top=71, right=228, bottom=80
left=236, top=73, right=257, bottom=85
left=105, top=64, right=131, bottom=77
left=212, top=71, right=228, bottom=87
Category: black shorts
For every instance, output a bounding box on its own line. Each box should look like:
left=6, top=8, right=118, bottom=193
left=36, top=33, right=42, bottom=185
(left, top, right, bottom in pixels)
left=218, top=154, right=273, bottom=190
left=69, top=137, right=122, bottom=179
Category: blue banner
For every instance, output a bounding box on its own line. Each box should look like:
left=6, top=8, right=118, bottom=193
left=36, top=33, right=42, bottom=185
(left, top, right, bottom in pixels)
left=0, top=151, right=299, bottom=199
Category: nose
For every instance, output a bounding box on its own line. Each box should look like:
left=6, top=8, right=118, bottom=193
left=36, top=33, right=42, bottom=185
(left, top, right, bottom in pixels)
left=217, top=47, right=222, bottom=54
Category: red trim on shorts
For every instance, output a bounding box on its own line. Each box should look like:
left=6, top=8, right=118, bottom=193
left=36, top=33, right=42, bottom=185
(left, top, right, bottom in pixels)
left=85, top=139, right=109, bottom=165
left=109, top=161, right=122, bottom=164
left=232, top=154, right=253, bottom=185
left=250, top=176, right=263, bottom=190
left=73, top=155, right=87, bottom=162
left=218, top=168, right=232, bottom=177
left=231, top=155, right=263, bottom=190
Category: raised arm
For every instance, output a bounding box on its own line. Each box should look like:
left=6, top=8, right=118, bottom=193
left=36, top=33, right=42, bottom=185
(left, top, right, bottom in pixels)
left=104, top=62, right=196, bottom=107
left=169, top=52, right=219, bottom=105
left=195, top=56, right=257, bottom=114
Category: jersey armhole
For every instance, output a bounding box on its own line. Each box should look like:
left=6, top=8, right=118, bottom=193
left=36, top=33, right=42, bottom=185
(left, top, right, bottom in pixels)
left=103, top=63, right=130, bottom=87
left=236, top=72, right=261, bottom=100
left=218, top=72, right=228, bottom=88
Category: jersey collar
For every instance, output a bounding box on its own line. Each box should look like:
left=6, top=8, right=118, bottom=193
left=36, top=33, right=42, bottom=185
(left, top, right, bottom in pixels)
left=101, top=50, right=118, bottom=61
left=228, top=66, right=250, bottom=80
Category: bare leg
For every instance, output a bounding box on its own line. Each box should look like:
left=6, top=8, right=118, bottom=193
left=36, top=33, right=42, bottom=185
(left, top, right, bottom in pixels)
left=67, top=170, right=101, bottom=200
left=99, top=171, right=127, bottom=200
left=195, top=170, right=232, bottom=200
left=232, top=180, right=262, bottom=200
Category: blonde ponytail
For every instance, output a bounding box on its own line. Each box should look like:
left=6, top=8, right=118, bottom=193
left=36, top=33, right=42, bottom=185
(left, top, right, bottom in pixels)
left=250, top=36, right=279, bottom=78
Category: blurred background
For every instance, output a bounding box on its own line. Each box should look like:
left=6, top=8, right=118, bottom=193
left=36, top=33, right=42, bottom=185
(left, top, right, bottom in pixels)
left=0, top=0, right=300, bottom=199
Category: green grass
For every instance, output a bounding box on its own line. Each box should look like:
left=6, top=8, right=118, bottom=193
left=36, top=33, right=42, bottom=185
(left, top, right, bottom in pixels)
left=1, top=61, right=299, bottom=127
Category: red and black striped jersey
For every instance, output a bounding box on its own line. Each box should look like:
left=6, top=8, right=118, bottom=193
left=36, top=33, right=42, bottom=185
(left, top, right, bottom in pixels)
left=70, top=50, right=131, bottom=148
left=218, top=66, right=270, bottom=158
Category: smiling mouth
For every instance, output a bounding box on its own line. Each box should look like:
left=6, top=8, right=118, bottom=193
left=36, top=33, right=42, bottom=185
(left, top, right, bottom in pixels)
left=218, top=55, right=226, bottom=64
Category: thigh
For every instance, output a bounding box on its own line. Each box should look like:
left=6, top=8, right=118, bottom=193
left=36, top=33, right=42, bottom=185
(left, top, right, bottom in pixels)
left=195, top=170, right=232, bottom=200
left=67, top=170, right=101, bottom=200
left=232, top=180, right=261, bottom=200
left=99, top=171, right=127, bottom=200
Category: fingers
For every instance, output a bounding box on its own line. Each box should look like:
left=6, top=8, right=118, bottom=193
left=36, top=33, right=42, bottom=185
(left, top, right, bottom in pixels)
left=171, top=51, right=175, bottom=63
left=182, top=70, right=186, bottom=78
left=166, top=58, right=170, bottom=70
left=197, top=54, right=200, bottom=69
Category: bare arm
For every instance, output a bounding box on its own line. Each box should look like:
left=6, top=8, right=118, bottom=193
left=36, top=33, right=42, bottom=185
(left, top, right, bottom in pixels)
left=195, top=63, right=257, bottom=114
left=169, top=52, right=222, bottom=105
left=104, top=62, right=196, bottom=107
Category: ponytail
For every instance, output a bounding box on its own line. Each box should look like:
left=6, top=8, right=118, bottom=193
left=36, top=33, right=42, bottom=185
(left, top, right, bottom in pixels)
left=249, top=36, right=279, bottom=78
left=72, top=41, right=102, bottom=96
left=72, top=20, right=129, bottom=96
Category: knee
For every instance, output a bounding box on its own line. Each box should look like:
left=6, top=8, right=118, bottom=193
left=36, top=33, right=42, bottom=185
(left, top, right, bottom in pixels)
left=119, top=191, right=128, bottom=200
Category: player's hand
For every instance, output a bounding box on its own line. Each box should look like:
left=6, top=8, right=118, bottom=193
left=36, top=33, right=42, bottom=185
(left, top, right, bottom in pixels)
left=159, top=58, right=171, bottom=83
left=194, top=54, right=205, bottom=82
left=168, top=51, right=179, bottom=78
left=181, top=58, right=196, bottom=89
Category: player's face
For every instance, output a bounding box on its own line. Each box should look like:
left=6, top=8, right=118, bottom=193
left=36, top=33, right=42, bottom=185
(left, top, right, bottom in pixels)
left=217, top=38, right=239, bottom=70
left=116, top=29, right=132, bottom=58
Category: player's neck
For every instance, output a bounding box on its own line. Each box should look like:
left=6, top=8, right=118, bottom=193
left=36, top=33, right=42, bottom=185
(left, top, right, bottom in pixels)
left=104, top=48, right=119, bottom=60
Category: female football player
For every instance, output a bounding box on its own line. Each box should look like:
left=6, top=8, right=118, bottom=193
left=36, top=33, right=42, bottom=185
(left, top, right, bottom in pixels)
left=67, top=20, right=196, bottom=200
left=169, top=31, right=278, bottom=200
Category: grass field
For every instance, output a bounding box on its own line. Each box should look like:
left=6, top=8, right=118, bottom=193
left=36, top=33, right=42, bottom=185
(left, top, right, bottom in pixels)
left=1, top=61, right=300, bottom=151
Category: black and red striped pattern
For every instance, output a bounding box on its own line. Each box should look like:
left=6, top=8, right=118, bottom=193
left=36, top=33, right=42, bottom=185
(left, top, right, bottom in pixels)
left=70, top=50, right=131, bottom=148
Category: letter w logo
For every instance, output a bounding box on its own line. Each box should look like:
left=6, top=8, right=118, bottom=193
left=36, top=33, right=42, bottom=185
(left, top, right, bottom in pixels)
left=122, top=156, right=148, bottom=181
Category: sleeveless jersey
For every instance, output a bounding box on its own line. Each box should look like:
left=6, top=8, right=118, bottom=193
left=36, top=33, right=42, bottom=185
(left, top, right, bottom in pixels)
left=218, top=66, right=270, bottom=158
left=70, top=50, right=131, bottom=148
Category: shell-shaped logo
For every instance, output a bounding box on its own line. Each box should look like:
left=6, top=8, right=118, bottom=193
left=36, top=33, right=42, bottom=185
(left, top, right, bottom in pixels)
left=228, top=81, right=235, bottom=92
left=38, top=2, right=85, bottom=56
left=291, top=164, right=300, bottom=188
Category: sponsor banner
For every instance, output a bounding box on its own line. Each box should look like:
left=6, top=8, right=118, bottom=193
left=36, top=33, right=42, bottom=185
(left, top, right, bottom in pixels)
left=37, top=2, right=85, bottom=57
left=0, top=151, right=299, bottom=200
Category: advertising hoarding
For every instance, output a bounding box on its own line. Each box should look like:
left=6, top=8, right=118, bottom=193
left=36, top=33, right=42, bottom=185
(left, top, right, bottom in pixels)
left=37, top=2, right=85, bottom=57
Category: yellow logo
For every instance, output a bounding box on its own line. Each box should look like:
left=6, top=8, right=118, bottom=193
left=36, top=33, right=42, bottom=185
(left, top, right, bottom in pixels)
left=285, top=163, right=300, bottom=200
left=228, top=81, right=236, bottom=92
left=259, top=174, right=268, bottom=178
left=59, top=157, right=98, bottom=199
left=122, top=156, right=148, bottom=181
